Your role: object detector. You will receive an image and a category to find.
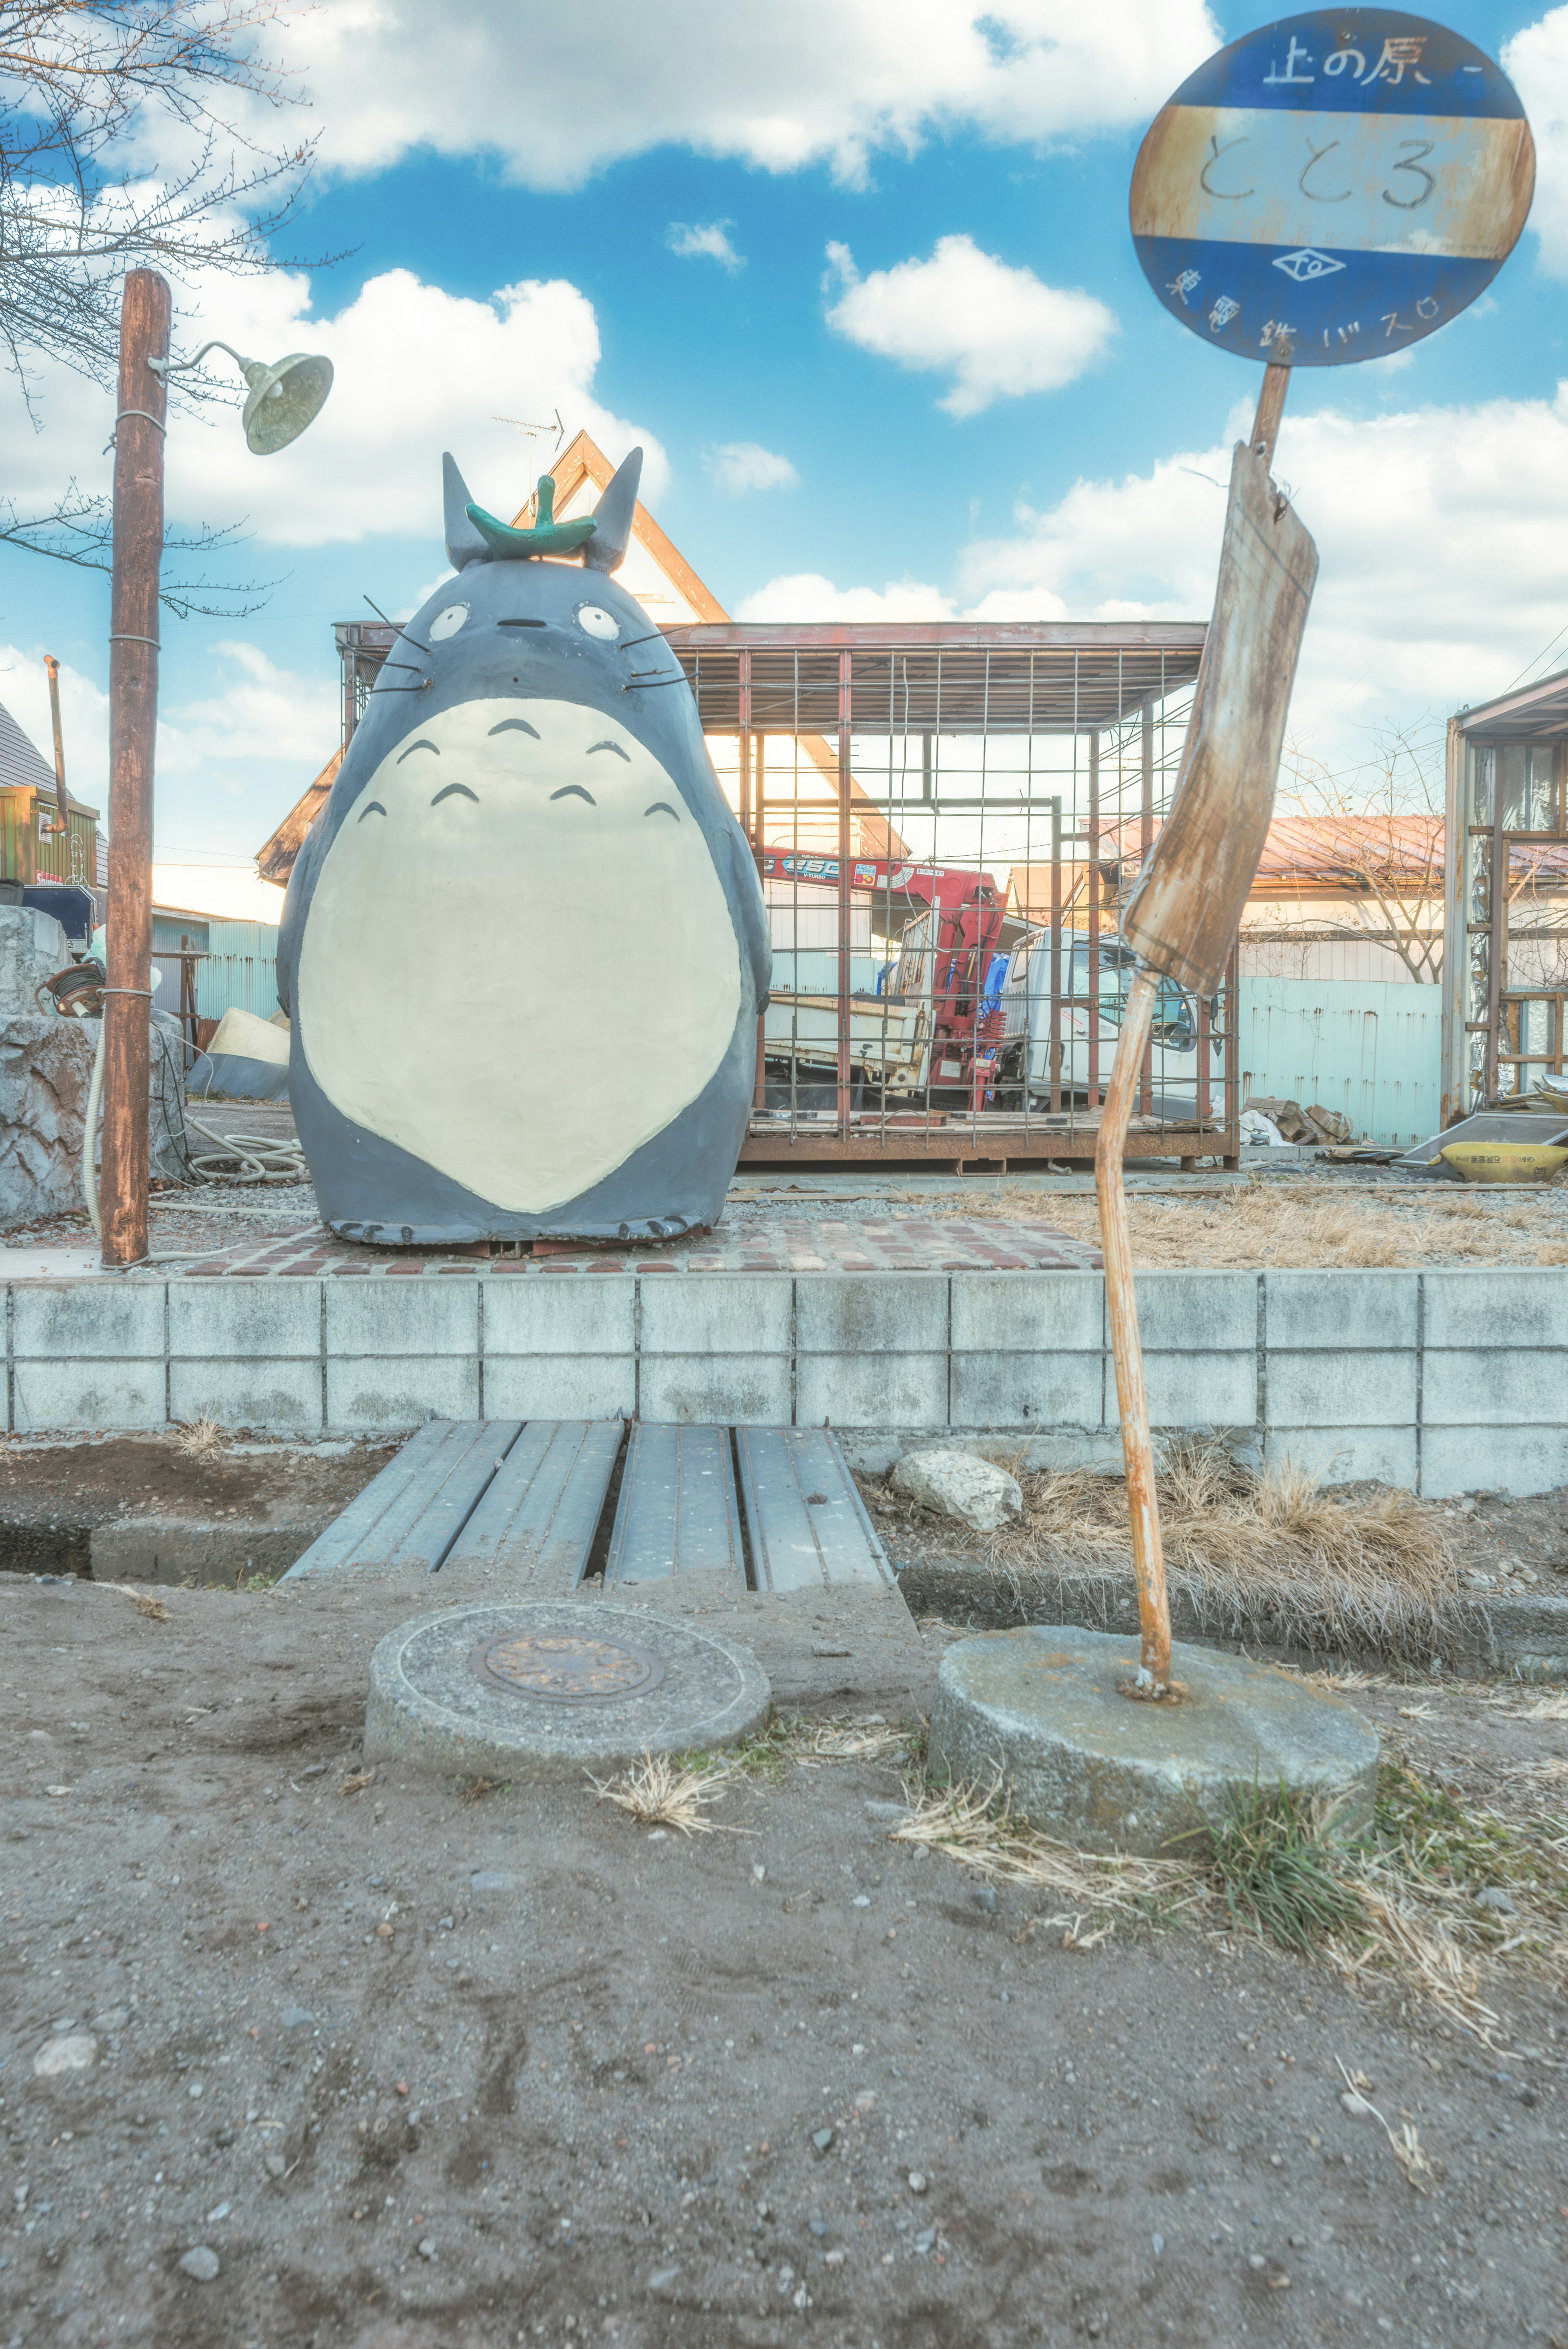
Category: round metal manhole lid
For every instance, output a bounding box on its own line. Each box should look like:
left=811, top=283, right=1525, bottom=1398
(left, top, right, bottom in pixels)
left=467, top=1631, right=666, bottom=1706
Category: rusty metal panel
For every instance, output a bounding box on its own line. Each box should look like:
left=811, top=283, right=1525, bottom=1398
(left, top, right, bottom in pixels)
left=1122, top=443, right=1317, bottom=998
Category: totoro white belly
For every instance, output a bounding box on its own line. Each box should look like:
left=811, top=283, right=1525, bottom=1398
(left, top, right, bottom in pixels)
left=296, top=695, right=742, bottom=1212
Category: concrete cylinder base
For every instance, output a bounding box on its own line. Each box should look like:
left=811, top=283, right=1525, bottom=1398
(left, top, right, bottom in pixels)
left=364, top=1599, right=771, bottom=1782
left=928, top=1623, right=1379, bottom=1856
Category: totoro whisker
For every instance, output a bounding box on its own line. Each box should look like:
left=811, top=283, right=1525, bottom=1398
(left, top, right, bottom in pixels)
left=396, top=738, right=440, bottom=763
left=432, top=783, right=480, bottom=806
left=550, top=785, right=596, bottom=805
left=587, top=740, right=630, bottom=761
left=644, top=802, right=680, bottom=821
left=357, top=800, right=387, bottom=822
left=489, top=718, right=541, bottom=738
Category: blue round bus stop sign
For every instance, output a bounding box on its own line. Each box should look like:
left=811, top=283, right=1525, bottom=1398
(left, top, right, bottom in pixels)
left=1130, top=9, right=1535, bottom=367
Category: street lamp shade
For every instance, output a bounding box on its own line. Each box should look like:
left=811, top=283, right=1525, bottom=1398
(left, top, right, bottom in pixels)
left=240, top=351, right=334, bottom=455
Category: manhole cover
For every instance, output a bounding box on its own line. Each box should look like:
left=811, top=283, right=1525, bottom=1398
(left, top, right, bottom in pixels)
left=469, top=1631, right=665, bottom=1705
left=363, top=1600, right=771, bottom=1783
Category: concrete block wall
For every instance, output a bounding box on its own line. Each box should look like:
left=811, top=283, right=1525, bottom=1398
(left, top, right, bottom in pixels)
left=4, top=1267, right=1565, bottom=1499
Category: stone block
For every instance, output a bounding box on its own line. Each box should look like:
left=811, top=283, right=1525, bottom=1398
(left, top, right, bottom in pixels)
left=1421, top=1349, right=1567, bottom=1428
left=325, top=1358, right=479, bottom=1430
left=1137, top=1351, right=1256, bottom=1430
left=1133, top=1270, right=1256, bottom=1351
left=1266, top=1350, right=1418, bottom=1429
left=168, top=1279, right=320, bottom=1360
left=928, top=1623, right=1379, bottom=1855
left=325, top=1280, right=479, bottom=1358
left=638, top=1355, right=792, bottom=1427
left=1264, top=1270, right=1418, bottom=1351
left=795, top=1275, right=947, bottom=1356
left=1264, top=1426, right=1420, bottom=1491
left=1419, top=1424, right=1568, bottom=1499
left=638, top=1275, right=791, bottom=1355
left=482, top=1355, right=635, bottom=1422
left=169, top=1359, right=322, bottom=1433
left=14, top=1359, right=164, bottom=1432
left=482, top=1279, right=633, bottom=1357
left=949, top=1351, right=1104, bottom=1431
left=949, top=1271, right=1102, bottom=1353
left=13, top=1279, right=165, bottom=1361
left=796, top=1352, right=947, bottom=1428
left=1423, top=1267, right=1568, bottom=1351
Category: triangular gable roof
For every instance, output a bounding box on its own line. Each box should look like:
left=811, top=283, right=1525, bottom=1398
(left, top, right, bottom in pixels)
left=0, top=695, right=96, bottom=816
left=514, top=430, right=726, bottom=625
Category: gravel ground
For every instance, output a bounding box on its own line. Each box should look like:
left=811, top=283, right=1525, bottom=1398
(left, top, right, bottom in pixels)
left=2, top=1576, right=1566, bottom=2349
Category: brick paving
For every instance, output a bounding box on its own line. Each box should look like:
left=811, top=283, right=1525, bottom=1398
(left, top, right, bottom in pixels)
left=156, top=1215, right=1101, bottom=1278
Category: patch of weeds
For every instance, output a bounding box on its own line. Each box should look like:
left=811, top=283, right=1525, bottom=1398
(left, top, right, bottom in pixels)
left=460, top=1776, right=503, bottom=1804
left=1197, top=1781, right=1363, bottom=1956
left=1373, top=1758, right=1537, bottom=1892
left=234, top=1571, right=274, bottom=1593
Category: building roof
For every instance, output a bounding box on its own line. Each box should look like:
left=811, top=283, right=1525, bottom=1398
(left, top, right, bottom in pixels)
left=0, top=695, right=98, bottom=816
left=1454, top=664, right=1568, bottom=740
left=255, top=747, right=341, bottom=885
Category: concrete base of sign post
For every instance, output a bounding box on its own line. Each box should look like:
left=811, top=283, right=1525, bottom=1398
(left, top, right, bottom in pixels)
left=928, top=1624, right=1379, bottom=1857
left=364, top=1600, right=771, bottom=1782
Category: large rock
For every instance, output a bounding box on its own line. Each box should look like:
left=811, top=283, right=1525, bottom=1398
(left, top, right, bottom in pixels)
left=929, top=1623, right=1380, bottom=1856
left=891, top=1447, right=1023, bottom=1533
left=0, top=1007, right=188, bottom=1227
left=0, top=1015, right=95, bottom=1224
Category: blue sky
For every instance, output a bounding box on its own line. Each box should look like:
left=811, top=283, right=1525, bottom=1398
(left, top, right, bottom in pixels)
left=5, top=0, right=1568, bottom=874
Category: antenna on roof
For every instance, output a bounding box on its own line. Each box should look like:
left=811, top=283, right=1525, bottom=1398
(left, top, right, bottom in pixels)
left=492, top=407, right=565, bottom=514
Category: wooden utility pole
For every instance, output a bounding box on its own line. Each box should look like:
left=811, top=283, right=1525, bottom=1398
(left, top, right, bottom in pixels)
left=101, top=268, right=170, bottom=1267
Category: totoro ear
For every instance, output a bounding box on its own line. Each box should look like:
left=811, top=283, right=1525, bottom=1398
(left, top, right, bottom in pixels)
left=443, top=453, right=490, bottom=571
left=581, top=446, right=643, bottom=575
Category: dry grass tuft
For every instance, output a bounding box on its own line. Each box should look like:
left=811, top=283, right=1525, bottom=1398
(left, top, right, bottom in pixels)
left=104, top=1581, right=170, bottom=1621
left=886, top=1777, right=1205, bottom=1923
left=590, top=1748, right=742, bottom=1835
left=1486, top=1691, right=1568, bottom=1722
left=940, top=1178, right=1568, bottom=1268
left=339, top=1769, right=375, bottom=1797
left=981, top=1438, right=1457, bottom=1662
left=175, top=1414, right=225, bottom=1460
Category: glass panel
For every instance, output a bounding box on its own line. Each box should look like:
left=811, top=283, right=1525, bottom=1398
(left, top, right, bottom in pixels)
left=1471, top=742, right=1494, bottom=825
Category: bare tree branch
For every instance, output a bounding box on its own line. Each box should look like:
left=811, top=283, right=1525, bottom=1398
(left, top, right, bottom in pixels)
left=0, top=477, right=281, bottom=617
left=0, top=4, right=339, bottom=613
left=1278, top=726, right=1447, bottom=984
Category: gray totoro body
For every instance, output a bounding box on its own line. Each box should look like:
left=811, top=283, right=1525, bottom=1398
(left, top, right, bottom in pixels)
left=277, top=450, right=769, bottom=1245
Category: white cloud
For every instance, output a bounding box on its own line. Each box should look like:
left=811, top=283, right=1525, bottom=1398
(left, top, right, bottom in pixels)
left=668, top=221, right=745, bottom=271
left=735, top=573, right=955, bottom=624
left=705, top=442, right=799, bottom=495
left=824, top=236, right=1116, bottom=415
left=0, top=263, right=666, bottom=549
left=1502, top=9, right=1568, bottom=275
left=953, top=388, right=1568, bottom=763
left=282, top=0, right=1220, bottom=189
left=0, top=637, right=334, bottom=831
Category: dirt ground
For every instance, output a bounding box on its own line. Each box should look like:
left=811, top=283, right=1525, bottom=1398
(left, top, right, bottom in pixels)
left=2, top=1573, right=1566, bottom=2349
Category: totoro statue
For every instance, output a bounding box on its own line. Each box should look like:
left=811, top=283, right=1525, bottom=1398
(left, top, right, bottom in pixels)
left=276, top=448, right=770, bottom=1245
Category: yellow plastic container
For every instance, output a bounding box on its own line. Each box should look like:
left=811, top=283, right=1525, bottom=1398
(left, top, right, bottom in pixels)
left=1438, top=1141, right=1568, bottom=1186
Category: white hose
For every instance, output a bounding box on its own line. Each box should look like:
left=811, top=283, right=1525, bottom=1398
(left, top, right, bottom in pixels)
left=83, top=1007, right=106, bottom=1241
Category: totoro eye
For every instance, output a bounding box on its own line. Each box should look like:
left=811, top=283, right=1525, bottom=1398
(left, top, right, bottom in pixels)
left=429, top=602, right=469, bottom=641
left=575, top=604, right=619, bottom=641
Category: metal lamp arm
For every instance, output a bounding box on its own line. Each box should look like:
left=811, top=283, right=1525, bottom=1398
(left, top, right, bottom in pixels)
left=148, top=340, right=252, bottom=379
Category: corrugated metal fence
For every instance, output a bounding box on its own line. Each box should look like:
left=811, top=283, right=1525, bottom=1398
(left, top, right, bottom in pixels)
left=1238, top=977, right=1441, bottom=1146
left=193, top=921, right=281, bottom=1025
